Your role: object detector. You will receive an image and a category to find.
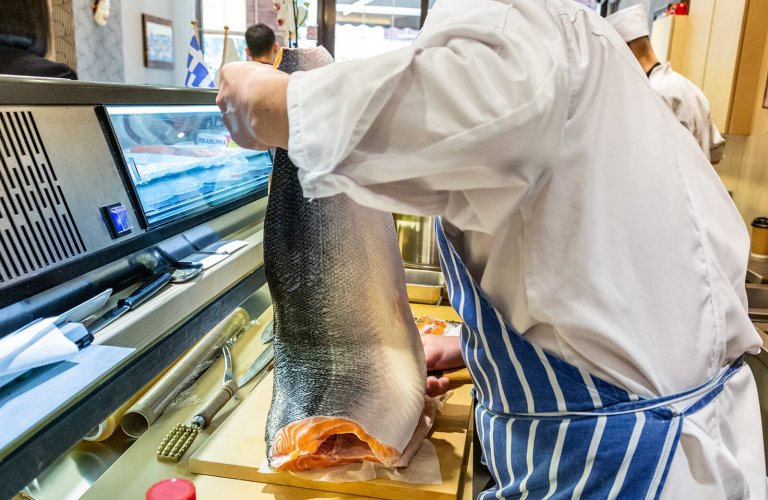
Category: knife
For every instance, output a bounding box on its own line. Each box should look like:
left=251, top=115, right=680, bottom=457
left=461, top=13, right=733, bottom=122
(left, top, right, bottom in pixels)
left=85, top=272, right=173, bottom=336
left=56, top=288, right=113, bottom=326
left=237, top=343, right=274, bottom=387
left=260, top=321, right=274, bottom=344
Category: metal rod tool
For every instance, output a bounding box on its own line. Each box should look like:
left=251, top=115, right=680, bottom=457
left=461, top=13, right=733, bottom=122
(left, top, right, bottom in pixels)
left=156, top=345, right=238, bottom=463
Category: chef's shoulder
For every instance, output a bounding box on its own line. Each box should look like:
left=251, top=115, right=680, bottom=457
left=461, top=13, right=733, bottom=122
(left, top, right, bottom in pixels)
left=416, top=0, right=628, bottom=72
left=649, top=66, right=703, bottom=114
left=417, top=0, right=570, bottom=48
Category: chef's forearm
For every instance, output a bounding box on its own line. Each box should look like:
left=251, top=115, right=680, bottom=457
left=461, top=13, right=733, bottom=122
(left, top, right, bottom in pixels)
left=216, top=63, right=290, bottom=151
left=253, top=72, right=290, bottom=150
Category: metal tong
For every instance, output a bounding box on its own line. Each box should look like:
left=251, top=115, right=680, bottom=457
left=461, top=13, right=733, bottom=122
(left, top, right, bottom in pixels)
left=156, top=345, right=238, bottom=463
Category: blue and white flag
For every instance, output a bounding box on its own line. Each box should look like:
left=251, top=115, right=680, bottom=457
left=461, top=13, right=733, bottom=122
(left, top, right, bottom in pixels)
left=185, top=33, right=215, bottom=88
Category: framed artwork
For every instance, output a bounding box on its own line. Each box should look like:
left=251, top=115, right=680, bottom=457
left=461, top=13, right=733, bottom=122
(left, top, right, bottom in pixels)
left=142, top=14, right=174, bottom=69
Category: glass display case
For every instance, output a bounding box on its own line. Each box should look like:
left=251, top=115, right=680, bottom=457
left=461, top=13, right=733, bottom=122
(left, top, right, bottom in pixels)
left=104, top=105, right=273, bottom=228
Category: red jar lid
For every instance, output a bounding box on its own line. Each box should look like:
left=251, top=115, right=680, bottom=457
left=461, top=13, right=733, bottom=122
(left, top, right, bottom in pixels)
left=674, top=2, right=689, bottom=15
left=146, top=478, right=196, bottom=500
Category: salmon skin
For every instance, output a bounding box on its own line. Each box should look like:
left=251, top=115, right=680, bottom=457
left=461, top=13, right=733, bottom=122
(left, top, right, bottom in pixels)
left=264, top=48, right=427, bottom=472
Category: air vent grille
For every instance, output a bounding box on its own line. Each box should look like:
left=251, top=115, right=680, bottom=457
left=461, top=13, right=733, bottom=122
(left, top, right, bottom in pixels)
left=0, top=111, right=85, bottom=283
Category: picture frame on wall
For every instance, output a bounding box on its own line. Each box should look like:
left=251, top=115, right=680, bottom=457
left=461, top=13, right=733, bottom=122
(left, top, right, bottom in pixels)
left=142, top=14, right=174, bottom=69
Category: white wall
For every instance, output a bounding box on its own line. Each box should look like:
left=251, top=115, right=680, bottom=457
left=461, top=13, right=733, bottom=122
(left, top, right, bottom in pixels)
left=74, top=0, right=125, bottom=82
left=121, top=0, right=196, bottom=86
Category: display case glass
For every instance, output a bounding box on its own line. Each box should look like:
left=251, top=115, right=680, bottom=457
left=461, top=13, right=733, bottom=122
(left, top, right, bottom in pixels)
left=104, top=105, right=272, bottom=228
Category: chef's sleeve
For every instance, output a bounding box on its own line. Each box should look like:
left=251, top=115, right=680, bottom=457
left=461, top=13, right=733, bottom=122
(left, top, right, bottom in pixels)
left=286, top=0, right=570, bottom=233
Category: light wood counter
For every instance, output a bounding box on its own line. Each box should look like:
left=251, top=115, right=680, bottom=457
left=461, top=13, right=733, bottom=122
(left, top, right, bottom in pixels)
left=82, top=304, right=473, bottom=500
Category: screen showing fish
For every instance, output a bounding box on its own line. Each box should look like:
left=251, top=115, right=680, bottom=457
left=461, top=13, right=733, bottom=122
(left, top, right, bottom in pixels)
left=264, top=47, right=429, bottom=472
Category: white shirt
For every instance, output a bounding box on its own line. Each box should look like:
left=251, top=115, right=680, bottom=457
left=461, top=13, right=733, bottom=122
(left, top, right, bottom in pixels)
left=649, top=61, right=726, bottom=163
left=285, top=0, right=765, bottom=496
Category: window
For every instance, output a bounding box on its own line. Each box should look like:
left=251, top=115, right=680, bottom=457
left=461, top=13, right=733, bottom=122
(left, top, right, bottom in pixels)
left=319, top=0, right=437, bottom=60
left=199, top=0, right=249, bottom=80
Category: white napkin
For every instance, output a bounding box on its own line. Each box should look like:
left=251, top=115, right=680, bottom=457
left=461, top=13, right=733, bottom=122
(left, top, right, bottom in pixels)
left=0, top=318, right=79, bottom=388
left=258, top=439, right=442, bottom=485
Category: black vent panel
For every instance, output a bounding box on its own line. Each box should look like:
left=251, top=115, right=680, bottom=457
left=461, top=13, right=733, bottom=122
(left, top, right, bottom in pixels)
left=0, top=111, right=86, bottom=283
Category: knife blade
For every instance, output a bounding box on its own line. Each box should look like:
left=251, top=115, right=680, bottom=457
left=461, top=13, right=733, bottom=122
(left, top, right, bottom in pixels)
left=56, top=288, right=113, bottom=326
left=260, top=321, right=274, bottom=344
left=237, top=343, right=274, bottom=387
left=86, top=272, right=173, bottom=335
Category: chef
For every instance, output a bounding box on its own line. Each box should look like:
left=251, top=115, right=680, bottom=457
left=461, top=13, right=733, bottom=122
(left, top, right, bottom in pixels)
left=606, top=4, right=726, bottom=164
left=216, top=0, right=765, bottom=497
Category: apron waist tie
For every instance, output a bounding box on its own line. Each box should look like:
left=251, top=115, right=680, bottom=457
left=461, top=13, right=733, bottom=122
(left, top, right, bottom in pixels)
left=476, top=356, right=743, bottom=420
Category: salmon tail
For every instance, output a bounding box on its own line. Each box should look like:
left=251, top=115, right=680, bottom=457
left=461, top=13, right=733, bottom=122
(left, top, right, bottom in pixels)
left=268, top=417, right=401, bottom=471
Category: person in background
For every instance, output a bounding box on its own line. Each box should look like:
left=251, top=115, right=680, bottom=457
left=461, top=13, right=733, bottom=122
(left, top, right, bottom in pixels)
left=245, top=23, right=279, bottom=65
left=217, top=0, right=765, bottom=497
left=607, top=4, right=725, bottom=163
left=0, top=0, right=77, bottom=79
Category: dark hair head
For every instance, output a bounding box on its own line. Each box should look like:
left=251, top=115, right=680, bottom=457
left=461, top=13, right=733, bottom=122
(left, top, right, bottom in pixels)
left=0, top=0, right=50, bottom=56
left=245, top=23, right=276, bottom=58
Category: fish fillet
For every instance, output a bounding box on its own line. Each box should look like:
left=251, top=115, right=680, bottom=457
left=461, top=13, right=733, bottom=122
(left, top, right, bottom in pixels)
left=264, top=47, right=428, bottom=472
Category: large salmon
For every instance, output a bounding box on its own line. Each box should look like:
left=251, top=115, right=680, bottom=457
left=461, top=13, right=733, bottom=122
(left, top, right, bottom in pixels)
left=263, top=48, right=428, bottom=472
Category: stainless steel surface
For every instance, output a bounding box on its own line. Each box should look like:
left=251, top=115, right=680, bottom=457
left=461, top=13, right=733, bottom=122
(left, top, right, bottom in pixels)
left=748, top=284, right=768, bottom=309
left=394, top=214, right=441, bottom=271
left=405, top=268, right=446, bottom=305
left=17, top=433, right=133, bottom=500
left=750, top=311, right=768, bottom=322
left=748, top=257, right=768, bottom=284
left=747, top=284, right=768, bottom=322
left=0, top=75, right=216, bottom=106
left=237, top=343, right=275, bottom=387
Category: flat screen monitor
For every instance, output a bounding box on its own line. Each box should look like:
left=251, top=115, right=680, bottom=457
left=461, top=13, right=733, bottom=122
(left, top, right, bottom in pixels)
left=104, top=104, right=272, bottom=228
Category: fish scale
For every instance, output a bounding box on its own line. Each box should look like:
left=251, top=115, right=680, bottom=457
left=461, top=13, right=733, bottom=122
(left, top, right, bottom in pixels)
left=263, top=48, right=427, bottom=471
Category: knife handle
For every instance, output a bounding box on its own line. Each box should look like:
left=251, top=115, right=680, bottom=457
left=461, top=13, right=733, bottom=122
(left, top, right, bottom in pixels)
left=122, top=272, right=173, bottom=309
left=195, top=379, right=239, bottom=428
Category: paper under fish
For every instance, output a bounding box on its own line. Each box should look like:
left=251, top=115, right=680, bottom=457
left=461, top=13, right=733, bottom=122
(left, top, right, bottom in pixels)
left=263, top=47, right=430, bottom=472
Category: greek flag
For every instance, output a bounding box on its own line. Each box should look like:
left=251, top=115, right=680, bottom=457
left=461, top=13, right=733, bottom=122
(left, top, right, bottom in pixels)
left=185, top=34, right=215, bottom=88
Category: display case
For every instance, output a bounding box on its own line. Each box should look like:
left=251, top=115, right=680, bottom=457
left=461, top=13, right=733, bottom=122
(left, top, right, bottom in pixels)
left=0, top=76, right=273, bottom=499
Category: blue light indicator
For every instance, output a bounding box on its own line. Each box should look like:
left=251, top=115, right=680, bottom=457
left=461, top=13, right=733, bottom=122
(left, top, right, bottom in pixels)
left=103, top=204, right=133, bottom=238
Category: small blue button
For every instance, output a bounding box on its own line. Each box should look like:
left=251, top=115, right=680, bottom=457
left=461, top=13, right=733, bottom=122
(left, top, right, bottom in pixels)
left=102, top=203, right=133, bottom=238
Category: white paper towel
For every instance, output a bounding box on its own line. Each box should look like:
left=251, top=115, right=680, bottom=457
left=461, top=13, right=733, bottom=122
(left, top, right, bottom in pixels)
left=258, top=439, right=443, bottom=485
left=0, top=318, right=79, bottom=388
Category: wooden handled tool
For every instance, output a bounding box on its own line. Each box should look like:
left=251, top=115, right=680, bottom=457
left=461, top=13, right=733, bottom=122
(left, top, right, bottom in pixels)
left=157, top=345, right=237, bottom=463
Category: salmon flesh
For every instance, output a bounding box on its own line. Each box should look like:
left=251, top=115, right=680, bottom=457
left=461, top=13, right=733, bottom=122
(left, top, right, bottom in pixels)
left=264, top=48, right=427, bottom=472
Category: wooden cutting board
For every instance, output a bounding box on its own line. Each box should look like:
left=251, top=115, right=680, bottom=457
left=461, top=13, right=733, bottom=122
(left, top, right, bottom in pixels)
left=190, top=372, right=473, bottom=499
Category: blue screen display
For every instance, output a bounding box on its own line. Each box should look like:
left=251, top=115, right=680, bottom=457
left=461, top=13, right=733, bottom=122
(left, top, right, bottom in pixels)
left=105, top=105, right=272, bottom=228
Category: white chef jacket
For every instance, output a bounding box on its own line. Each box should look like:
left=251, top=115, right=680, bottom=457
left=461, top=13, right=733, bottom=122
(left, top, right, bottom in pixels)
left=285, top=0, right=766, bottom=497
left=649, top=62, right=726, bottom=163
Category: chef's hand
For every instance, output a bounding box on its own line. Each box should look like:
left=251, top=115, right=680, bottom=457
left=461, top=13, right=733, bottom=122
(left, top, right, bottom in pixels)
left=216, top=62, right=290, bottom=151
left=422, top=334, right=464, bottom=397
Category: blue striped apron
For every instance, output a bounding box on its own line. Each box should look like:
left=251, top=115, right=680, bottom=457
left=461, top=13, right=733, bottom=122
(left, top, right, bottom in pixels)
left=434, top=218, right=743, bottom=499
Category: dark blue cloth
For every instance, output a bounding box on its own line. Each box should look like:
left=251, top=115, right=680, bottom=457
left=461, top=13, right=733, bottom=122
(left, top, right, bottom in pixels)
left=0, top=45, right=77, bottom=79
